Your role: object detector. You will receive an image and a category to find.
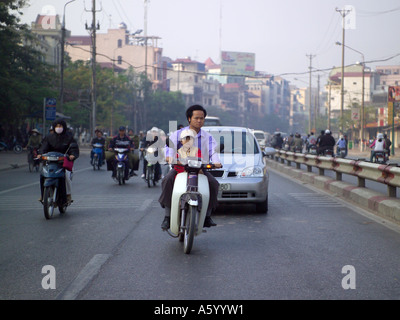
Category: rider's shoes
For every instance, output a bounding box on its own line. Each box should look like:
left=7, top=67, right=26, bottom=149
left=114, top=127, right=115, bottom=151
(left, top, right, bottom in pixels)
left=161, top=216, right=170, bottom=230
left=38, top=197, right=43, bottom=204
left=67, top=194, right=73, bottom=205
left=141, top=174, right=145, bottom=179
left=203, top=217, right=217, bottom=228
left=130, top=171, right=137, bottom=176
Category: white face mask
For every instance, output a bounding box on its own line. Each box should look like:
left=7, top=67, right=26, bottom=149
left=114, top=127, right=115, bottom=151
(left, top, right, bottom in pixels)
left=55, top=127, right=63, bottom=134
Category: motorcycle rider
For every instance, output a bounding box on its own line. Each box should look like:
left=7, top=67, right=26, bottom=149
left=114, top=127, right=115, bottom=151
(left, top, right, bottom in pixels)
left=140, top=126, right=162, bottom=181
left=318, top=129, right=335, bottom=155
left=127, top=128, right=140, bottom=177
left=336, top=135, right=347, bottom=156
left=271, top=132, right=283, bottom=149
left=159, top=104, right=222, bottom=230
left=27, top=128, right=42, bottom=149
left=292, top=133, right=303, bottom=152
left=90, top=129, right=105, bottom=165
left=37, top=119, right=79, bottom=205
left=287, top=133, right=294, bottom=150
left=26, top=128, right=42, bottom=168
left=316, top=130, right=325, bottom=153
left=384, top=134, right=392, bottom=158
left=306, top=132, right=317, bottom=152
left=107, top=126, right=134, bottom=180
left=369, top=133, right=386, bottom=162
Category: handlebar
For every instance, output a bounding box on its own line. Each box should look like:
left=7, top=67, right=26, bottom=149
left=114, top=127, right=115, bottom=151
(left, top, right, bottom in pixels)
left=172, top=160, right=222, bottom=170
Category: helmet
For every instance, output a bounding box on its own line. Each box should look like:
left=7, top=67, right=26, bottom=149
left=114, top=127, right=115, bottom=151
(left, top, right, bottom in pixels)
left=325, top=129, right=331, bottom=134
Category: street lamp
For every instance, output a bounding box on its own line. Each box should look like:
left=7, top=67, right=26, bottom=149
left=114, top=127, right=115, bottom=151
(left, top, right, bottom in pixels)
left=59, top=0, right=76, bottom=113
left=336, top=42, right=365, bottom=151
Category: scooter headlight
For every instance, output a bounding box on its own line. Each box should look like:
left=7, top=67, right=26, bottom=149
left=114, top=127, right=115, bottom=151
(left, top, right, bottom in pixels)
left=187, top=159, right=202, bottom=168
left=147, top=147, right=157, bottom=154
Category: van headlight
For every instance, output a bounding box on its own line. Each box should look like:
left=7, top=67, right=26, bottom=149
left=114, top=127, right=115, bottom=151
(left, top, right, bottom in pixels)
left=238, top=166, right=264, bottom=177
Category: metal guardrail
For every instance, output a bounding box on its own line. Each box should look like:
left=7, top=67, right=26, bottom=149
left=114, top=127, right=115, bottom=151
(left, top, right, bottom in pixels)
left=271, top=150, right=400, bottom=198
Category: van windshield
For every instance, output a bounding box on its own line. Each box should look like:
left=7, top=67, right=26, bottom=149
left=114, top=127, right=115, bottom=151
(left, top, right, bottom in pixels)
left=254, top=132, right=265, bottom=140
left=204, top=117, right=221, bottom=126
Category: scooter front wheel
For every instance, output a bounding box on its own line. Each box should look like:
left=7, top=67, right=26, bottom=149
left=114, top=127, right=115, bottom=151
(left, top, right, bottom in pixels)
left=93, top=155, right=97, bottom=170
left=183, top=205, right=196, bottom=254
left=117, top=167, right=125, bottom=185
left=43, top=186, right=56, bottom=219
left=146, top=165, right=154, bottom=188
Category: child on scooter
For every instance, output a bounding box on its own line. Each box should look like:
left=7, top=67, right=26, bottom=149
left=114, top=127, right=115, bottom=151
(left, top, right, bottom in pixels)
left=175, top=129, right=202, bottom=173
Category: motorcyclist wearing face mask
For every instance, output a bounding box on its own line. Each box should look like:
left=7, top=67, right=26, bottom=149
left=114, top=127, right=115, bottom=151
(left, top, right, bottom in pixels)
left=37, top=119, right=79, bottom=204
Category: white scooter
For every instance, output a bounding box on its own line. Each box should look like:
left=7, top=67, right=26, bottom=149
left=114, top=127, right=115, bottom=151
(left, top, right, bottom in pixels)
left=166, top=158, right=216, bottom=254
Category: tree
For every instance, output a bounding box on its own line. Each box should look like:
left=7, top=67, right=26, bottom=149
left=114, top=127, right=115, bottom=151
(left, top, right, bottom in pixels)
left=0, top=0, right=57, bottom=131
left=146, top=90, right=186, bottom=133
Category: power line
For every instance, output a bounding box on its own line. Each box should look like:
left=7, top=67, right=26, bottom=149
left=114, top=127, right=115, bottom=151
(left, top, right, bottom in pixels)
left=66, top=41, right=400, bottom=83
left=358, top=6, right=400, bottom=16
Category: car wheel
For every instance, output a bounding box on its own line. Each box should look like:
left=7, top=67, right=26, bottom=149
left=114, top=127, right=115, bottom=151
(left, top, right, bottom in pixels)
left=255, top=194, right=268, bottom=214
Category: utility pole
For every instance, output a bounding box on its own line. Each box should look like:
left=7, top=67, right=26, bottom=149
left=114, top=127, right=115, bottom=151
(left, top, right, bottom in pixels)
left=306, top=54, right=315, bottom=133
left=328, top=81, right=332, bottom=130
left=86, top=0, right=100, bottom=137
left=60, top=0, right=76, bottom=113
left=314, top=74, right=320, bottom=131
left=336, top=7, right=351, bottom=134
left=143, top=0, right=150, bottom=130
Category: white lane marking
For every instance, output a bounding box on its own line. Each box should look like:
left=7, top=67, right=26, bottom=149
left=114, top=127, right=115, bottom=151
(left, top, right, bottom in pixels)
left=57, top=254, right=112, bottom=300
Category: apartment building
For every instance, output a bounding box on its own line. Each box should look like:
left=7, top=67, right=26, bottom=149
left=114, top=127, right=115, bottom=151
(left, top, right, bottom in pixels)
left=326, top=64, right=374, bottom=117
left=168, top=57, right=219, bottom=108
left=65, top=23, right=165, bottom=90
left=376, top=65, right=400, bottom=87
left=29, top=14, right=66, bottom=67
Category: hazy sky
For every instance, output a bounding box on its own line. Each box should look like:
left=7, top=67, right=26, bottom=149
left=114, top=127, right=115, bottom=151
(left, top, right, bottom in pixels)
left=19, top=0, right=400, bottom=88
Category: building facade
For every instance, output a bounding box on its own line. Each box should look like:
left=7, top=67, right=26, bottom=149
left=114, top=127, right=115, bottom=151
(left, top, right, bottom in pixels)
left=168, top=57, right=220, bottom=108
left=65, top=23, right=165, bottom=90
left=29, top=14, right=66, bottom=67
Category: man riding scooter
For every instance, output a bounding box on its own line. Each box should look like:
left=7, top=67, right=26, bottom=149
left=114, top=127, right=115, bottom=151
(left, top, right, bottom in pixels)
left=318, top=129, right=335, bottom=155
left=90, top=129, right=105, bottom=166
left=140, top=127, right=162, bottom=182
left=158, top=104, right=222, bottom=230
left=107, top=126, right=134, bottom=180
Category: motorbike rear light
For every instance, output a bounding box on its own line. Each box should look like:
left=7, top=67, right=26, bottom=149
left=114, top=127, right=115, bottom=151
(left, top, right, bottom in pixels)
left=42, top=156, right=64, bottom=161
